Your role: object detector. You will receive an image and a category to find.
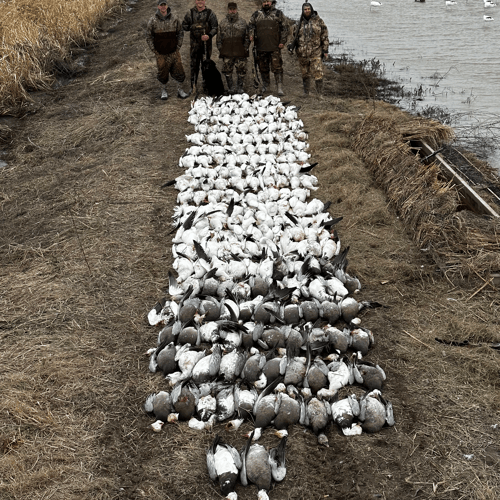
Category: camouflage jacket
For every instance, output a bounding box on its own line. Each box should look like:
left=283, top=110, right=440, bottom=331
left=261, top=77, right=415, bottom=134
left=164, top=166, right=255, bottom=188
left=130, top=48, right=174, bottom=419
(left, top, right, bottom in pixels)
left=292, top=13, right=329, bottom=59
left=216, top=14, right=250, bottom=57
left=248, top=7, right=288, bottom=51
left=182, top=7, right=218, bottom=43
left=146, top=8, right=184, bottom=53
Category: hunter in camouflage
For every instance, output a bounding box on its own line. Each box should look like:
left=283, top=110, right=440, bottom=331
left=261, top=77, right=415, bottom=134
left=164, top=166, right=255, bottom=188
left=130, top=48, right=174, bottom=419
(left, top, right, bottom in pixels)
left=146, top=0, right=188, bottom=100
left=182, top=0, right=218, bottom=93
left=248, top=0, right=288, bottom=96
left=292, top=2, right=329, bottom=97
left=216, top=2, right=250, bottom=94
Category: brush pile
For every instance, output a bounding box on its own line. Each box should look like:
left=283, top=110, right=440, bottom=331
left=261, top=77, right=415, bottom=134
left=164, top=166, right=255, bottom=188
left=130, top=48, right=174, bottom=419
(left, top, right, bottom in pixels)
left=144, top=94, right=394, bottom=497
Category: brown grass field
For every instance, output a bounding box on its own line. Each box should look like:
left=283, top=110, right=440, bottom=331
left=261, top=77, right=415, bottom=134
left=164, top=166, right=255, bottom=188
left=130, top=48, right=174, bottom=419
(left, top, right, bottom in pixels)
left=1, top=0, right=499, bottom=499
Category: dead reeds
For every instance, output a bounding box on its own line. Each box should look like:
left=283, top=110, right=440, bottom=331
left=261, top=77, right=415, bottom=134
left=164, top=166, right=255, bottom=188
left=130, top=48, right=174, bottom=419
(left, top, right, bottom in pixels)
left=352, top=104, right=500, bottom=278
left=0, top=0, right=119, bottom=115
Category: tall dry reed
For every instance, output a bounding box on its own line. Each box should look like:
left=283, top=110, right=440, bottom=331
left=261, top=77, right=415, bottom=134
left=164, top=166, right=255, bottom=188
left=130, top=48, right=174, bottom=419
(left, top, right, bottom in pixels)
left=0, top=0, right=119, bottom=114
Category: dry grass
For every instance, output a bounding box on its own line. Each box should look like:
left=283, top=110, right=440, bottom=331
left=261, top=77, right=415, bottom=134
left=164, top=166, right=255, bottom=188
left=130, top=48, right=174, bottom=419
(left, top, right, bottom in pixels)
left=0, top=0, right=120, bottom=114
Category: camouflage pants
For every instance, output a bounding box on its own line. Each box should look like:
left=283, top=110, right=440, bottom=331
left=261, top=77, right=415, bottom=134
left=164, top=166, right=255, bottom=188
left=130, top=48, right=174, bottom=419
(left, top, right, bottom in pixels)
left=297, top=55, right=324, bottom=80
left=190, top=41, right=213, bottom=85
left=221, top=57, right=248, bottom=76
left=156, top=50, right=185, bottom=84
left=256, top=50, right=283, bottom=75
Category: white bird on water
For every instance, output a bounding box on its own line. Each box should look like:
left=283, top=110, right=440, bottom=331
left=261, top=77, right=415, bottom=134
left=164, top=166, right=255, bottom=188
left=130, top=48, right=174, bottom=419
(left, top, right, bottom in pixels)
left=484, top=14, right=494, bottom=20
left=445, top=0, right=457, bottom=5
left=484, top=1, right=497, bottom=7
left=370, top=1, right=382, bottom=7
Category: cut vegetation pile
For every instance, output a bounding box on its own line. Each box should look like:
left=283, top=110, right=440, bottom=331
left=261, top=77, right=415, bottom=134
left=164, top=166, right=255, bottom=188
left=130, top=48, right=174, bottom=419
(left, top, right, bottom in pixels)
left=352, top=103, right=500, bottom=277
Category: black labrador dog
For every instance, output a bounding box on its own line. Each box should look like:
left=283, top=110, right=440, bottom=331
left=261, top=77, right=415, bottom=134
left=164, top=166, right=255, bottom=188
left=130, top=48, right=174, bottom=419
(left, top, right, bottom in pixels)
left=201, top=58, right=225, bottom=97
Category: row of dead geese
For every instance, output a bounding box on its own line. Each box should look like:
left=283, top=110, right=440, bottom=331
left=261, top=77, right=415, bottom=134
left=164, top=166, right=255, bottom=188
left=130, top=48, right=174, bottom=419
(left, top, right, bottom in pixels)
left=146, top=93, right=394, bottom=499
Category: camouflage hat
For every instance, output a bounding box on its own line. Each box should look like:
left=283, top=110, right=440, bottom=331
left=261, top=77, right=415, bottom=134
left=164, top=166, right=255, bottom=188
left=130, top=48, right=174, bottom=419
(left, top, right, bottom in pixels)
left=228, top=2, right=237, bottom=8
left=157, top=0, right=167, bottom=5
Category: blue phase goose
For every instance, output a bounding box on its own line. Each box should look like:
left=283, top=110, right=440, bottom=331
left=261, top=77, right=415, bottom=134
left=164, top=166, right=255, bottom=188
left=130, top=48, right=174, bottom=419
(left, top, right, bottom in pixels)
left=171, top=380, right=199, bottom=421
left=249, top=377, right=284, bottom=441
left=144, top=391, right=172, bottom=422
left=359, top=389, right=395, bottom=433
left=240, top=431, right=288, bottom=500
left=356, top=360, right=386, bottom=391
left=273, top=391, right=301, bottom=432
left=207, top=435, right=241, bottom=500
left=306, top=396, right=331, bottom=447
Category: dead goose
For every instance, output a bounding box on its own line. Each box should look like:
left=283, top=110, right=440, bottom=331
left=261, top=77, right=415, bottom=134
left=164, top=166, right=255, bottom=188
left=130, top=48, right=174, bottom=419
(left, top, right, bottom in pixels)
left=216, top=383, right=236, bottom=422
left=305, top=355, right=329, bottom=394
left=207, top=435, right=241, bottom=500
left=273, top=391, right=301, bottom=432
left=242, top=348, right=267, bottom=389
left=306, top=396, right=331, bottom=447
left=262, top=349, right=287, bottom=385
left=250, top=377, right=283, bottom=441
left=356, top=360, right=386, bottom=391
left=192, top=344, right=223, bottom=384
left=144, top=391, right=173, bottom=422
left=171, top=380, right=199, bottom=421
left=154, top=341, right=177, bottom=376
left=166, top=344, right=205, bottom=387
left=359, top=389, right=395, bottom=433
left=331, top=393, right=362, bottom=436
left=234, top=381, right=258, bottom=419
left=219, top=347, right=248, bottom=383
left=269, top=435, right=288, bottom=483
left=240, top=432, right=274, bottom=500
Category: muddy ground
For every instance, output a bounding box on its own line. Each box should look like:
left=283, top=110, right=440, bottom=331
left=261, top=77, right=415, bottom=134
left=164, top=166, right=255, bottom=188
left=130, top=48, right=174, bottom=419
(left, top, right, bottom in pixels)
left=0, top=0, right=499, bottom=499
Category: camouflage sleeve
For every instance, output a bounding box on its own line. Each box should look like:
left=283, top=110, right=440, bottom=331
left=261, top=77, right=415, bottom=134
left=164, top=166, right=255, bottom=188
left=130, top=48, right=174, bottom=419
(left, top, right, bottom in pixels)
left=145, top=16, right=155, bottom=52
left=277, top=10, right=289, bottom=45
left=176, top=18, right=184, bottom=48
left=248, top=11, right=257, bottom=39
left=216, top=24, right=222, bottom=50
left=320, top=18, right=329, bottom=54
left=244, top=22, right=250, bottom=50
left=208, top=10, right=218, bottom=39
left=182, top=10, right=192, bottom=32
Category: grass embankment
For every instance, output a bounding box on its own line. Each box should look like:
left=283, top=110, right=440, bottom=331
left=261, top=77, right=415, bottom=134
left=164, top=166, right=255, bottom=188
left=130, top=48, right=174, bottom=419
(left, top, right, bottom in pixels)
left=0, top=0, right=119, bottom=114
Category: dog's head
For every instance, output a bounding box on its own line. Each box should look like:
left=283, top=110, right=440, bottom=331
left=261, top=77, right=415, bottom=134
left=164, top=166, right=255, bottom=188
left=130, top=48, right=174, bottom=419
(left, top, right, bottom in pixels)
left=202, top=59, right=216, bottom=71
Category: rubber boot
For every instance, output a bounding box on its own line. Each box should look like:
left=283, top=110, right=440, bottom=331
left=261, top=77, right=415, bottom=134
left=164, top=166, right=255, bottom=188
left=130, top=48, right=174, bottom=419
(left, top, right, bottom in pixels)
left=176, top=80, right=188, bottom=99
left=302, top=77, right=311, bottom=96
left=275, top=73, right=285, bottom=96
left=261, top=72, right=270, bottom=94
left=315, top=78, right=324, bottom=99
left=160, top=83, right=168, bottom=100
left=236, top=74, right=245, bottom=94
left=225, top=74, right=235, bottom=95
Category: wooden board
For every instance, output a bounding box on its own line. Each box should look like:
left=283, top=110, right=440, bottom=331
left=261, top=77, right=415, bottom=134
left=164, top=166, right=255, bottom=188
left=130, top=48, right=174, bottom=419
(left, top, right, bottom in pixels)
left=416, top=140, right=500, bottom=218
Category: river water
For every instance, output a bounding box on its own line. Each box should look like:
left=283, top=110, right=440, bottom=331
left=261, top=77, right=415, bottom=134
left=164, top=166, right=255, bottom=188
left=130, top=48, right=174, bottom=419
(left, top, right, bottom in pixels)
left=277, top=0, right=500, bottom=171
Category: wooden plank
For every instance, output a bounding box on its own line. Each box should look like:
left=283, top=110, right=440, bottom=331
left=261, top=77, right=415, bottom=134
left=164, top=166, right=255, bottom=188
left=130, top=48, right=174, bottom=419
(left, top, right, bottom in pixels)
left=417, top=140, right=500, bottom=218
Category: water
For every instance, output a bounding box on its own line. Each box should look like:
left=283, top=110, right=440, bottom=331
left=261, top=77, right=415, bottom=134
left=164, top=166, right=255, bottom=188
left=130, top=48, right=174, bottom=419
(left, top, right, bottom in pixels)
left=278, top=0, right=500, bottom=171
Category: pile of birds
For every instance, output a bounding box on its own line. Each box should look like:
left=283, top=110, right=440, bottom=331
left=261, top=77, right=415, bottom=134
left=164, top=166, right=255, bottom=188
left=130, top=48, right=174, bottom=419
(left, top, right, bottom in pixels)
left=144, top=93, right=394, bottom=499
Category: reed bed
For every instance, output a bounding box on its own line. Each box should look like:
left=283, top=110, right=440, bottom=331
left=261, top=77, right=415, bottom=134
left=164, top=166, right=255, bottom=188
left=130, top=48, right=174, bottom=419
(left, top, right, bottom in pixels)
left=0, top=0, right=119, bottom=114
left=352, top=103, right=500, bottom=278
